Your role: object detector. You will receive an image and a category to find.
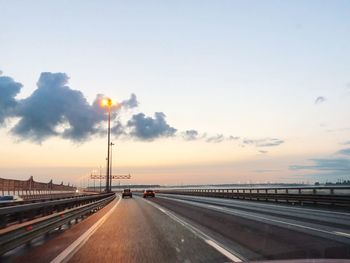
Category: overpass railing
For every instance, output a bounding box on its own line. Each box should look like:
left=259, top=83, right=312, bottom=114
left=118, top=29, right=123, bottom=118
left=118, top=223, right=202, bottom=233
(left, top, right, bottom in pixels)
left=0, top=176, right=76, bottom=197
left=157, top=186, right=350, bottom=208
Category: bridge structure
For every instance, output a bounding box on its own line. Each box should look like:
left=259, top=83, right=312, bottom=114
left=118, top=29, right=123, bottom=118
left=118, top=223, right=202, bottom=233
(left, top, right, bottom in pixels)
left=90, top=173, right=131, bottom=192
left=0, top=184, right=349, bottom=262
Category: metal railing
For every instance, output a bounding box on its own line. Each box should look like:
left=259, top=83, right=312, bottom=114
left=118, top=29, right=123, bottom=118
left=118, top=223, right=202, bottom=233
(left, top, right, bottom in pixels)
left=0, top=176, right=76, bottom=196
left=158, top=186, right=350, bottom=208
left=0, top=193, right=96, bottom=208
left=0, top=193, right=115, bottom=256
left=0, top=193, right=114, bottom=228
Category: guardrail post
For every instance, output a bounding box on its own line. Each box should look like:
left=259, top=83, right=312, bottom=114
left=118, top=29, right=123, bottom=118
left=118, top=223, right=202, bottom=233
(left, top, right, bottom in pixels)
left=274, top=189, right=278, bottom=202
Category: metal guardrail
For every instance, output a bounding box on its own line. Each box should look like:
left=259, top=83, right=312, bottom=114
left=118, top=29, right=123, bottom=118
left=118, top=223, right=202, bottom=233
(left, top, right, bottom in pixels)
left=0, top=193, right=115, bottom=256
left=0, top=193, right=97, bottom=208
left=0, top=193, right=114, bottom=228
left=158, top=187, right=350, bottom=208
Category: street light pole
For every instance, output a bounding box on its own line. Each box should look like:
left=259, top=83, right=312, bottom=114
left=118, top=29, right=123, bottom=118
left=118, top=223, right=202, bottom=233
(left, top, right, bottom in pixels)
left=99, top=166, right=102, bottom=193
left=93, top=171, right=96, bottom=192
left=105, top=101, right=111, bottom=192
left=110, top=142, right=115, bottom=191
left=100, top=97, right=116, bottom=193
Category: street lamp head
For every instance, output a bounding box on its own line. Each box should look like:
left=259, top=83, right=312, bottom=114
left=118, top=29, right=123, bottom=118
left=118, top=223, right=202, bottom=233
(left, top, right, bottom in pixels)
left=100, top=97, right=121, bottom=112
left=100, top=97, right=113, bottom=108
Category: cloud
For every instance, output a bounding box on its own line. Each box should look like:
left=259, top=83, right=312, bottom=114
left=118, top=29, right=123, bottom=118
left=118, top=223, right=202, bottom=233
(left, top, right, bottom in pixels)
left=11, top=73, right=109, bottom=142
left=254, top=169, right=280, bottom=173
left=121, top=93, right=138, bottom=109
left=343, top=141, right=350, bottom=145
left=111, top=121, right=125, bottom=137
left=290, top=158, right=350, bottom=176
left=243, top=138, right=284, bottom=147
left=290, top=147, right=350, bottom=178
left=182, top=130, right=200, bottom=141
left=314, top=96, right=326, bottom=104
left=127, top=112, right=177, bottom=141
left=0, top=71, right=287, bottom=148
left=0, top=75, right=22, bottom=124
left=336, top=148, right=350, bottom=156
left=181, top=131, right=239, bottom=143
left=206, top=134, right=225, bottom=143
left=0, top=72, right=140, bottom=143
left=259, top=150, right=268, bottom=154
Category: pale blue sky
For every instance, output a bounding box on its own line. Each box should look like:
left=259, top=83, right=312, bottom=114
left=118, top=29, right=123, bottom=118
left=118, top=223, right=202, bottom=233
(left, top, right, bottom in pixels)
left=0, top=1, right=350, bottom=184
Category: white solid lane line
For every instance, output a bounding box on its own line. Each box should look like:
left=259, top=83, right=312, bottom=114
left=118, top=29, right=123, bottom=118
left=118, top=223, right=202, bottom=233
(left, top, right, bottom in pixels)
left=158, top=195, right=350, bottom=239
left=144, top=198, right=244, bottom=262
left=334, top=231, right=350, bottom=238
left=50, top=195, right=121, bottom=263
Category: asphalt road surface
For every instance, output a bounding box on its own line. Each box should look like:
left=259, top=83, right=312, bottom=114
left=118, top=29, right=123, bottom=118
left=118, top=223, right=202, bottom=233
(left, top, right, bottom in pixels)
left=4, top=193, right=350, bottom=263
left=150, top=194, right=350, bottom=261
left=68, top=195, right=230, bottom=263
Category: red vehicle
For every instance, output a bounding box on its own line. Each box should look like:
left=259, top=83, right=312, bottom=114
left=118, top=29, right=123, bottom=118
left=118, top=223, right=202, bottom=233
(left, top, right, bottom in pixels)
left=143, top=189, right=155, bottom=198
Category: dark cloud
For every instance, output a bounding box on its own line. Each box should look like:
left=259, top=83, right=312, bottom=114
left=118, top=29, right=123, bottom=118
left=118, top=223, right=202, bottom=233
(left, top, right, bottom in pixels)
left=111, top=121, right=125, bottom=137
left=259, top=150, right=268, bottom=154
left=336, top=148, right=350, bottom=156
left=290, top=147, right=350, bottom=178
left=11, top=73, right=107, bottom=142
left=290, top=158, right=350, bottom=175
left=243, top=138, right=284, bottom=147
left=182, top=130, right=199, bottom=141
left=314, top=96, right=326, bottom=105
left=0, top=72, right=140, bottom=143
left=0, top=75, right=22, bottom=124
left=343, top=141, right=350, bottom=145
left=127, top=112, right=177, bottom=141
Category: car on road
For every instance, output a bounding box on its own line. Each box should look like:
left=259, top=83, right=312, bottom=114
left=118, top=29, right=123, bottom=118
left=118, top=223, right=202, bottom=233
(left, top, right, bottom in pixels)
left=122, top=189, right=132, bottom=198
left=143, top=190, right=155, bottom=198
left=0, top=195, right=23, bottom=202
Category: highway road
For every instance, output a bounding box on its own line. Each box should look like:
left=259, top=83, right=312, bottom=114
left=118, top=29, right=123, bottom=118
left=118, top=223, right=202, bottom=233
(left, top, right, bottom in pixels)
left=4, top=193, right=350, bottom=263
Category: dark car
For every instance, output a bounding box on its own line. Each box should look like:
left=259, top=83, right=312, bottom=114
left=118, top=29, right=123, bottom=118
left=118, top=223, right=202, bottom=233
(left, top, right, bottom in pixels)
left=0, top=195, right=23, bottom=202
left=143, top=190, right=155, bottom=198
left=122, top=189, right=132, bottom=198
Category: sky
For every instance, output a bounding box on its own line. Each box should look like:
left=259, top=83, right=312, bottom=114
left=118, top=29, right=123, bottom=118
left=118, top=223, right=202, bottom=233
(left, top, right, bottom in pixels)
left=0, top=0, right=350, bottom=186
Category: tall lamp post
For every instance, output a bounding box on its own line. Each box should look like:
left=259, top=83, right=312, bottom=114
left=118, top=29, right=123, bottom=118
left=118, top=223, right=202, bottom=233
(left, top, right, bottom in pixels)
left=100, top=97, right=114, bottom=192
left=99, top=165, right=102, bottom=193
left=110, top=142, right=115, bottom=192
